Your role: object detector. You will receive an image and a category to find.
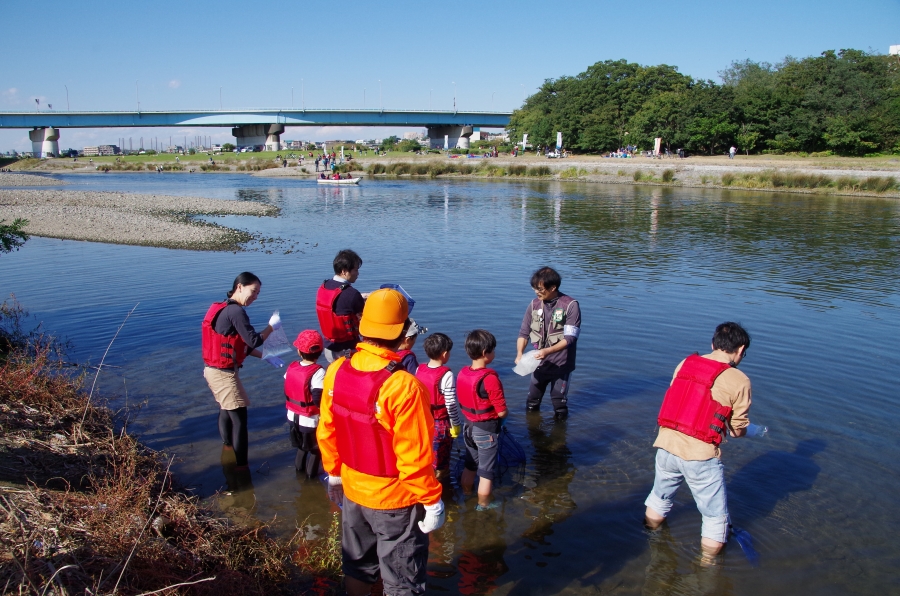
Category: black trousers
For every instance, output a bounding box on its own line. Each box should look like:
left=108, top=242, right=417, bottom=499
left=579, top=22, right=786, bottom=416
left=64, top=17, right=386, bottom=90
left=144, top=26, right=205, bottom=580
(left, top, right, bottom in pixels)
left=526, top=364, right=572, bottom=415
left=218, top=407, right=249, bottom=466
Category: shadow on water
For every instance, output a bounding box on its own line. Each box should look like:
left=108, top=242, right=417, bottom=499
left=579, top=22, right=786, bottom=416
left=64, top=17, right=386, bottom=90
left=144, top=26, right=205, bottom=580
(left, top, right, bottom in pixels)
left=728, top=439, right=826, bottom=524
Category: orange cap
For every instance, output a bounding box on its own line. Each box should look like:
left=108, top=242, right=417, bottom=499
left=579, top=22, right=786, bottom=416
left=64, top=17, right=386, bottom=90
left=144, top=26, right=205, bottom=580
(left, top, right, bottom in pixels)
left=359, top=288, right=408, bottom=340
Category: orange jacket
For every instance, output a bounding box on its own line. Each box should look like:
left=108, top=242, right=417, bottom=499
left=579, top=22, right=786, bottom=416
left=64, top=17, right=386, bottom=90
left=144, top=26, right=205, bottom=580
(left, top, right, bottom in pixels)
left=317, top=342, right=442, bottom=509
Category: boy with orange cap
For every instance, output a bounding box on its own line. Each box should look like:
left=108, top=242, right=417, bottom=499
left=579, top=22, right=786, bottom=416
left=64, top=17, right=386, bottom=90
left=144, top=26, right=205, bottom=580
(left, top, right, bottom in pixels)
left=317, top=288, right=445, bottom=596
left=284, top=329, right=326, bottom=478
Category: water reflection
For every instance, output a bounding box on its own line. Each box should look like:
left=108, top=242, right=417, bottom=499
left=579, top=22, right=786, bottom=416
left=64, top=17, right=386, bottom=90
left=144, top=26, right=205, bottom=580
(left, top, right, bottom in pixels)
left=642, top=526, right=733, bottom=596
left=4, top=173, right=899, bottom=595
left=520, top=413, right=577, bottom=548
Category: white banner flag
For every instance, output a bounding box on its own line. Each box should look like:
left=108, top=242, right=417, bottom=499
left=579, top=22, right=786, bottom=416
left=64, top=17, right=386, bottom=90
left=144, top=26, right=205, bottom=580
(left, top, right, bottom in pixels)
left=556, top=132, right=562, bottom=150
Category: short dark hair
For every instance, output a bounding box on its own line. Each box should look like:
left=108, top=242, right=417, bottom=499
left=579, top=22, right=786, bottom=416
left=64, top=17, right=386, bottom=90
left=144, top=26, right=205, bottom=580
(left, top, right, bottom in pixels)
left=465, top=329, right=496, bottom=360
left=423, top=333, right=453, bottom=360
left=299, top=349, right=322, bottom=361
left=333, top=249, right=362, bottom=275
left=712, top=322, right=750, bottom=353
left=530, top=267, right=561, bottom=291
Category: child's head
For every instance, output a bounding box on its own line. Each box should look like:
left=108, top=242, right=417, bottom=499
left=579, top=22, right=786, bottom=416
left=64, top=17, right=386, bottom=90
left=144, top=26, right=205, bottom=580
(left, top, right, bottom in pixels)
left=423, top=333, right=453, bottom=363
left=465, top=329, right=496, bottom=361
left=294, top=329, right=324, bottom=362
left=399, top=318, right=426, bottom=350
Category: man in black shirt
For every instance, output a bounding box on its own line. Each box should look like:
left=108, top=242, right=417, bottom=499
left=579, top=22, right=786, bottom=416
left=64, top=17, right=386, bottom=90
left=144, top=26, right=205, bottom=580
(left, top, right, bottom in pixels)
left=316, top=249, right=366, bottom=361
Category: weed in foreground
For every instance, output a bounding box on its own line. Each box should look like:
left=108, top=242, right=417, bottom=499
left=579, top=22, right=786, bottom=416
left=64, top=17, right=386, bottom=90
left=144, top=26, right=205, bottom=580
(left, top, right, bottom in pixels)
left=661, top=169, right=675, bottom=183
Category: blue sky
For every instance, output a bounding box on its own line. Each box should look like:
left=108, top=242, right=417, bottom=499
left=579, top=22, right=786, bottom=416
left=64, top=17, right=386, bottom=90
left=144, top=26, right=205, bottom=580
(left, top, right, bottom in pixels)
left=1, top=0, right=897, bottom=151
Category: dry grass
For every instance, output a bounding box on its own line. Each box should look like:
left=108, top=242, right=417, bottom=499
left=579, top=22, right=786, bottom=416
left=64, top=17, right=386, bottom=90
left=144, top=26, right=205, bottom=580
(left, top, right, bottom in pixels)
left=0, top=297, right=335, bottom=596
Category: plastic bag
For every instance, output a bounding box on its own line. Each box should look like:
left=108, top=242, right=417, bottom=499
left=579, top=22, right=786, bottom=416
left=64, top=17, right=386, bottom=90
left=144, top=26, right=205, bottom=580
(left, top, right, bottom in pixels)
left=379, top=284, right=415, bottom=312
left=261, top=314, right=292, bottom=359
left=512, top=351, right=540, bottom=376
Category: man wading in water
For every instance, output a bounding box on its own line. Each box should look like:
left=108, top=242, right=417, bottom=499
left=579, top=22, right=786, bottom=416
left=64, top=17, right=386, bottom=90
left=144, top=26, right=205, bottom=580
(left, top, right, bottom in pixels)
left=515, top=267, right=581, bottom=420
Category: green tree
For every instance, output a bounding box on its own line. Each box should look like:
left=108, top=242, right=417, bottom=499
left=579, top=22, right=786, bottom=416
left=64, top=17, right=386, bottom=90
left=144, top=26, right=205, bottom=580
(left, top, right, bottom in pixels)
left=222, top=143, right=236, bottom=152
left=380, top=136, right=399, bottom=152
left=397, top=139, right=422, bottom=152
left=0, top=218, right=29, bottom=254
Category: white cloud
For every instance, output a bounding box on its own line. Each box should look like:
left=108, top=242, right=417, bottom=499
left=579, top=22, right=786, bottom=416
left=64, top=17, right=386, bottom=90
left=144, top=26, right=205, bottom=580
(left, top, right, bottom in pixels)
left=168, top=79, right=181, bottom=89
left=2, top=88, right=20, bottom=104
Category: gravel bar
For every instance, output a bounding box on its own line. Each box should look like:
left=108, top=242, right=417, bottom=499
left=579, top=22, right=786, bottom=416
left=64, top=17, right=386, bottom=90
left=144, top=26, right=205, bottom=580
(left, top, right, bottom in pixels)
left=0, top=189, right=278, bottom=250
left=0, top=172, right=65, bottom=186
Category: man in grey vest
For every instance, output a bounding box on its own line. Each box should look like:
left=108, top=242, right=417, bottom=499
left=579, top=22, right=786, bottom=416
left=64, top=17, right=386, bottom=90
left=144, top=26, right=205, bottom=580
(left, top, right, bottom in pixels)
left=515, top=267, right=581, bottom=420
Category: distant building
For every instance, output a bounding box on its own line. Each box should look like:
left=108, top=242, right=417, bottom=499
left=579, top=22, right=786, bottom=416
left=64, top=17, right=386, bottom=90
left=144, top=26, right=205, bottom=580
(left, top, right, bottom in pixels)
left=890, top=45, right=900, bottom=56
left=83, top=145, right=120, bottom=156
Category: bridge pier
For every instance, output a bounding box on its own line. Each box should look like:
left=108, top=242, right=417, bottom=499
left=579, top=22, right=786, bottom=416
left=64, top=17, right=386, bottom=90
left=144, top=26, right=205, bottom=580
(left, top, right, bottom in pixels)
left=29, top=127, right=59, bottom=158
left=427, top=125, right=473, bottom=150
left=232, top=124, right=284, bottom=151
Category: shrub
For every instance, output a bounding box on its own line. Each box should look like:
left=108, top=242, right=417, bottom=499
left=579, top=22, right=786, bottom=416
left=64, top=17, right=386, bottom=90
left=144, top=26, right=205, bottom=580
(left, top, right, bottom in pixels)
left=862, top=176, right=896, bottom=192
left=721, top=173, right=735, bottom=186
left=527, top=166, right=552, bottom=177
left=661, top=169, right=675, bottom=182
left=633, top=169, right=644, bottom=182
left=508, top=164, right=526, bottom=176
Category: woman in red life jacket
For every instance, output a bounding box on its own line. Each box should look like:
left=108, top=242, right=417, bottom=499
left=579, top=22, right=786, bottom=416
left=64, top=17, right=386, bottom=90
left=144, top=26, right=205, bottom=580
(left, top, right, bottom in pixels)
left=202, top=272, right=280, bottom=470
left=284, top=329, right=326, bottom=478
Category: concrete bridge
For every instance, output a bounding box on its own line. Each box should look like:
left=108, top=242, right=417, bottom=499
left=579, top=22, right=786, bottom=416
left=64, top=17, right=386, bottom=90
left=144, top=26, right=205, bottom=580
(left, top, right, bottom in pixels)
left=0, top=109, right=512, bottom=156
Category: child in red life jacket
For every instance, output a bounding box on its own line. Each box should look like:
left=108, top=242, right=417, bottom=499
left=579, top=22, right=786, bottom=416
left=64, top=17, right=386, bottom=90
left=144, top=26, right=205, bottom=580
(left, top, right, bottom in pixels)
left=458, top=330, right=508, bottom=510
left=415, top=332, right=462, bottom=481
left=396, top=317, right=426, bottom=374
left=284, top=330, right=326, bottom=478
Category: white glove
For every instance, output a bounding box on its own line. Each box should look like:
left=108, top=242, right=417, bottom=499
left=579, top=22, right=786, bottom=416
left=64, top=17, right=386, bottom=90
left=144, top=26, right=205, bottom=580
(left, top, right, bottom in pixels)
left=417, top=500, right=445, bottom=534
left=327, top=475, right=344, bottom=507
left=264, top=356, right=285, bottom=368
left=268, top=312, right=282, bottom=330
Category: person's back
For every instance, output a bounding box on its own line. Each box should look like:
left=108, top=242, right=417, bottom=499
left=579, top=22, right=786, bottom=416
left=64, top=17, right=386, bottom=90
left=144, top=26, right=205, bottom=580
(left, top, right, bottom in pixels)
left=458, top=330, right=507, bottom=510
left=644, top=322, right=756, bottom=560
left=416, top=332, right=461, bottom=481
left=317, top=289, right=444, bottom=596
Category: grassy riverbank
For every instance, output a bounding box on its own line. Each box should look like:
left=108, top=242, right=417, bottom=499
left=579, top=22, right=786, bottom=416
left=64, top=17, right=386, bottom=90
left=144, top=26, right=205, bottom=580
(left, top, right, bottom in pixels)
left=0, top=299, right=342, bottom=595
left=9, top=152, right=900, bottom=198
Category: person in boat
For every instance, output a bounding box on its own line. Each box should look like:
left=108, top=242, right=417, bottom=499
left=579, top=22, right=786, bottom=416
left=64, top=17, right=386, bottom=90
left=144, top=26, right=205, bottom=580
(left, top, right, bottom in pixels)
left=316, top=249, right=365, bottom=362
left=201, top=272, right=283, bottom=471
left=644, top=322, right=754, bottom=560
left=515, top=267, right=581, bottom=420
left=317, top=288, right=445, bottom=596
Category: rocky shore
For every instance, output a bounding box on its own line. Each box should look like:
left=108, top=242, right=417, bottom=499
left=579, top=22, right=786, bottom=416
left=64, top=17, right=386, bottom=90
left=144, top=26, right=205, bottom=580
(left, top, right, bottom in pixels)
left=0, top=172, right=65, bottom=186
left=0, top=189, right=278, bottom=250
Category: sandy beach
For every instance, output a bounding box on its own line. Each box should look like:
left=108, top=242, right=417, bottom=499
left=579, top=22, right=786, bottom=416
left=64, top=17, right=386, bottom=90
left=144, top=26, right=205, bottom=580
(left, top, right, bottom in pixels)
left=0, top=189, right=278, bottom=250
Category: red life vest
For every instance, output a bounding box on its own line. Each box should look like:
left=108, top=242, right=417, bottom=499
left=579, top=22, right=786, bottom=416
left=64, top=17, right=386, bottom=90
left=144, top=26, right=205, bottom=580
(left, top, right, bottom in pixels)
left=657, top=354, right=734, bottom=445
left=284, top=361, right=323, bottom=418
left=201, top=301, right=247, bottom=369
left=315, top=282, right=359, bottom=343
left=457, top=367, right=499, bottom=422
left=416, top=364, right=451, bottom=420
left=331, top=359, right=402, bottom=477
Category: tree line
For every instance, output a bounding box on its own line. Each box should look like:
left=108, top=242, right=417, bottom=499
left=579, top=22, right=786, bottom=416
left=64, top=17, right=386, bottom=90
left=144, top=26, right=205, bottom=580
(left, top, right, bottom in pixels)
left=507, top=49, right=900, bottom=156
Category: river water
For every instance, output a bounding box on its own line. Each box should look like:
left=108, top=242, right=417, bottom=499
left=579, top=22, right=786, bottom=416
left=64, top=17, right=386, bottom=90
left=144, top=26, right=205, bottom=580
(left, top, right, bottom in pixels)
left=3, top=172, right=898, bottom=595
